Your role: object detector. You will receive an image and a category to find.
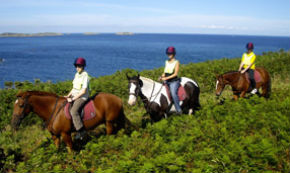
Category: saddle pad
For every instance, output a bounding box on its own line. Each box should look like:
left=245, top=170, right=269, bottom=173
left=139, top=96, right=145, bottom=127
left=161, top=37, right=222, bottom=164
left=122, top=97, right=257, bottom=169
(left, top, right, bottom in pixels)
left=164, top=84, right=187, bottom=101
left=64, top=100, right=96, bottom=121
left=245, top=70, right=262, bottom=83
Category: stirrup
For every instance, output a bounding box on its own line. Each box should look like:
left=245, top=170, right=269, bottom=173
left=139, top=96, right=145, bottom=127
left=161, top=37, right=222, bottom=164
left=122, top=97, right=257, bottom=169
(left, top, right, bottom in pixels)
left=250, top=88, right=257, bottom=94
left=75, top=129, right=86, bottom=140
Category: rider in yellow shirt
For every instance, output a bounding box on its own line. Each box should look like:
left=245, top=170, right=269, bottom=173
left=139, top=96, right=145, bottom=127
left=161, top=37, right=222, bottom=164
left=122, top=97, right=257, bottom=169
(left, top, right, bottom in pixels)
left=238, top=42, right=257, bottom=94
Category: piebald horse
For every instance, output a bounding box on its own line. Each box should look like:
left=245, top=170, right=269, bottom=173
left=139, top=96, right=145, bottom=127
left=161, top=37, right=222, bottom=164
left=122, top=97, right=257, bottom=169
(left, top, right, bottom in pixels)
left=11, top=91, right=130, bottom=152
left=127, top=75, right=200, bottom=122
left=216, top=67, right=271, bottom=100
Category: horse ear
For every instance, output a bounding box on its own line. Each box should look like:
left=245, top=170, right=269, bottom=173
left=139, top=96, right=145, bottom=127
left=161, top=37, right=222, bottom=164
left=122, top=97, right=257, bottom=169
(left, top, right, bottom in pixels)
left=137, top=73, right=140, bottom=78
left=16, top=90, right=24, bottom=97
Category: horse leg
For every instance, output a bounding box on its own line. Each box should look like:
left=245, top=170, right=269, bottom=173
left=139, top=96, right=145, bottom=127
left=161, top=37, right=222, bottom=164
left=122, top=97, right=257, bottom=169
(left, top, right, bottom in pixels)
left=51, top=135, right=60, bottom=149
left=240, top=91, right=247, bottom=98
left=61, top=132, right=73, bottom=153
left=233, top=94, right=239, bottom=100
left=105, top=120, right=114, bottom=135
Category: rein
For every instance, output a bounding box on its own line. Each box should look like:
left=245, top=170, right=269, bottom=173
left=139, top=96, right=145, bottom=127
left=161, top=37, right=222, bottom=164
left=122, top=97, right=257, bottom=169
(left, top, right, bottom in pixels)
left=140, top=81, right=164, bottom=114
left=45, top=96, right=60, bottom=127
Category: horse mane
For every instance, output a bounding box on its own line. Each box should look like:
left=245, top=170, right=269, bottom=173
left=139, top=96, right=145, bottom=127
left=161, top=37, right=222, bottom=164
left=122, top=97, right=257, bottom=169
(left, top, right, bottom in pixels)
left=17, top=91, right=59, bottom=97
left=224, top=71, right=239, bottom=75
left=140, top=76, right=160, bottom=84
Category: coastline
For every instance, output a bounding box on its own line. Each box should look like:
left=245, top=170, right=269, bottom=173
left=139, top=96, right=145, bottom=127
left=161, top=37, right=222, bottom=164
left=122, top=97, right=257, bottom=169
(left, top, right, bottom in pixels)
left=0, top=32, right=64, bottom=37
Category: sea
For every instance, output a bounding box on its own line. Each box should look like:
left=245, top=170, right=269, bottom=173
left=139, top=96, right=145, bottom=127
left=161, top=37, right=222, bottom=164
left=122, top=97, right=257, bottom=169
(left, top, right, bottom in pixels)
left=0, top=33, right=289, bottom=88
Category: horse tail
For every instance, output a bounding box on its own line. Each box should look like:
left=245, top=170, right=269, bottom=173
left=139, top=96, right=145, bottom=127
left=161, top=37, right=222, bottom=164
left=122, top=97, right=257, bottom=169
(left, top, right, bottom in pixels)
left=118, top=106, right=139, bottom=132
left=259, top=67, right=271, bottom=98
left=195, top=86, right=201, bottom=110
left=124, top=115, right=139, bottom=132
left=265, top=74, right=271, bottom=98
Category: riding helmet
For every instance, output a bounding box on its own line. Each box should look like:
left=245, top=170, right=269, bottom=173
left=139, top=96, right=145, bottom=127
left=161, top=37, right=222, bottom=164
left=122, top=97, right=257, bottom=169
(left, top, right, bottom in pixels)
left=166, top=46, right=176, bottom=55
left=246, top=42, right=254, bottom=50
left=74, top=57, right=86, bottom=67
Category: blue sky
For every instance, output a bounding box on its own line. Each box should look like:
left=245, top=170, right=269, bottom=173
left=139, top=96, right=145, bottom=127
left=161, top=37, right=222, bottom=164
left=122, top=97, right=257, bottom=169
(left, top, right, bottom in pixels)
left=0, top=0, right=289, bottom=36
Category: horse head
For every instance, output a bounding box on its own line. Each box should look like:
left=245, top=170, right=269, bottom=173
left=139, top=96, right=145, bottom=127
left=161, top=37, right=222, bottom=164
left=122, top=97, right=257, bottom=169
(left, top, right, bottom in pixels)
left=11, top=92, right=32, bottom=130
left=215, top=74, right=226, bottom=97
left=126, top=73, right=143, bottom=106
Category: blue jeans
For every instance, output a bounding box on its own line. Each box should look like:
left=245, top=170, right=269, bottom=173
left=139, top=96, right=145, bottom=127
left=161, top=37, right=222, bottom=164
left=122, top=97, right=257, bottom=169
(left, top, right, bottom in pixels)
left=167, top=80, right=182, bottom=113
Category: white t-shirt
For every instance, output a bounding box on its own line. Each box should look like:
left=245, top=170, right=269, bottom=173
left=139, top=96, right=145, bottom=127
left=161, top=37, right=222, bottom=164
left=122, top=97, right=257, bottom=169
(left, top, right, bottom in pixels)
left=72, top=71, right=90, bottom=100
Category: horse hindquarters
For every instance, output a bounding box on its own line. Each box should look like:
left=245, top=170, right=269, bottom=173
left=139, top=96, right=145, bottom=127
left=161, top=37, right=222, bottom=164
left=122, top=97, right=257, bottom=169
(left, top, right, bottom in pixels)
left=94, top=93, right=127, bottom=134
left=259, top=68, right=271, bottom=98
left=184, top=82, right=201, bottom=114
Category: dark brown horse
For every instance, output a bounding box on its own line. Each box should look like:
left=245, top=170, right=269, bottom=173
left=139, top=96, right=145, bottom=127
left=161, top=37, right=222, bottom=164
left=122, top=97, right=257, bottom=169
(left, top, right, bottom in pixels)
left=216, top=67, right=271, bottom=100
left=11, top=91, right=130, bottom=152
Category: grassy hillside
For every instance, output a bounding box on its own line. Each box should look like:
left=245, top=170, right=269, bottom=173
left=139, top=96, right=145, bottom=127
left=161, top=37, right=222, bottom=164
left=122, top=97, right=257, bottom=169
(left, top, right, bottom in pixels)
left=0, top=50, right=290, bottom=172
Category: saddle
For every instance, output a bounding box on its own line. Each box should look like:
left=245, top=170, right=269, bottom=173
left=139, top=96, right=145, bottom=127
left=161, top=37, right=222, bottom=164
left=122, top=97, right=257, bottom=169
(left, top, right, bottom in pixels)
left=245, top=70, right=262, bottom=84
left=64, top=99, right=96, bottom=121
left=164, top=84, right=187, bottom=102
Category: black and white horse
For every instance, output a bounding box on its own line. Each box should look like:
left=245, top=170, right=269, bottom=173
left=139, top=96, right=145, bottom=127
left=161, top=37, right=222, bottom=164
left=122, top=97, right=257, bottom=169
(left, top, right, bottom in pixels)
left=127, top=74, right=200, bottom=122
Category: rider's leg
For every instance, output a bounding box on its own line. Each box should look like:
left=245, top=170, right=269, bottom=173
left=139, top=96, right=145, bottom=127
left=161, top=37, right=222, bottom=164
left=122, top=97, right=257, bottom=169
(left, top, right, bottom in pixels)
left=248, top=69, right=257, bottom=94
left=70, top=98, right=86, bottom=139
left=168, top=80, right=182, bottom=114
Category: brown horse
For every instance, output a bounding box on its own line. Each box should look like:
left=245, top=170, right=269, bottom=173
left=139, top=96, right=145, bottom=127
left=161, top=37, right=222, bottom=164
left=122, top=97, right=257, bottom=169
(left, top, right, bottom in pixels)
left=11, top=91, right=130, bottom=152
left=216, top=67, right=271, bottom=100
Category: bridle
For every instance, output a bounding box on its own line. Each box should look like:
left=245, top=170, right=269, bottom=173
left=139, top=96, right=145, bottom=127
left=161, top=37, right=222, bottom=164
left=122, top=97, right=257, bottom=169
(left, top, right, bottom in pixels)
left=129, top=80, right=142, bottom=98
left=14, top=95, right=31, bottom=120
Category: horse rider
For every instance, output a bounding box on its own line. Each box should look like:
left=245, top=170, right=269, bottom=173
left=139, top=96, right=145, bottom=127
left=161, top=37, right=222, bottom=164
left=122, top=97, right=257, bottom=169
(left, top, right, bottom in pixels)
left=160, top=46, right=182, bottom=114
left=238, top=42, right=257, bottom=94
left=65, top=57, right=90, bottom=140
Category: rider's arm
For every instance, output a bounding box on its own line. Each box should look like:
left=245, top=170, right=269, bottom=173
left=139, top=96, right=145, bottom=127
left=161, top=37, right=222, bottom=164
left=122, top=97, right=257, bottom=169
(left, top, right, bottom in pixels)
left=241, top=62, right=254, bottom=74
left=238, top=54, right=245, bottom=71
left=65, top=90, right=73, bottom=98
left=71, top=88, right=86, bottom=101
left=238, top=62, right=244, bottom=72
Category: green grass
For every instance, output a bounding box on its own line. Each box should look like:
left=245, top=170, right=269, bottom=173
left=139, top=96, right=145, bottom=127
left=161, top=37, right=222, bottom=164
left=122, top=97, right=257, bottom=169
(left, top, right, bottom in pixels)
left=0, top=50, right=290, bottom=172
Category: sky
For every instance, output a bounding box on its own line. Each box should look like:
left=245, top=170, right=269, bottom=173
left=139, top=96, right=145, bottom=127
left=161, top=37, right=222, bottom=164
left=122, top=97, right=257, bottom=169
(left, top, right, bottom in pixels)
left=0, top=0, right=289, bottom=36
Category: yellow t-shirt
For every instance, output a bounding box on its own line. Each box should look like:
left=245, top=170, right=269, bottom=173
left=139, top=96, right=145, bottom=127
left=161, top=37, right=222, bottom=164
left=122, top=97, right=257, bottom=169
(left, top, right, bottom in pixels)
left=241, top=52, right=256, bottom=70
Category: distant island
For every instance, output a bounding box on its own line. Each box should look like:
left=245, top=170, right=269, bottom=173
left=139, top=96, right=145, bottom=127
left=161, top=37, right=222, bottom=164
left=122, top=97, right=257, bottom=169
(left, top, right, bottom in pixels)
left=0, top=32, right=64, bottom=37
left=115, top=32, right=134, bottom=36
left=83, top=32, right=100, bottom=35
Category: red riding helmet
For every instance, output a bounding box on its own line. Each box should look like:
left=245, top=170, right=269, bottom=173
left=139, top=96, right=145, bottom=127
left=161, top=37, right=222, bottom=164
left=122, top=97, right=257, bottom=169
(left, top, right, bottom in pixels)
left=74, top=57, right=86, bottom=67
left=246, top=42, right=254, bottom=50
left=166, top=46, right=176, bottom=55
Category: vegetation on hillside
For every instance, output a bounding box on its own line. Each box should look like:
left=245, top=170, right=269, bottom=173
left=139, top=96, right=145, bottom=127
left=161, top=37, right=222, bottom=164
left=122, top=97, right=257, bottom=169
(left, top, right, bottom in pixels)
left=0, top=50, right=289, bottom=172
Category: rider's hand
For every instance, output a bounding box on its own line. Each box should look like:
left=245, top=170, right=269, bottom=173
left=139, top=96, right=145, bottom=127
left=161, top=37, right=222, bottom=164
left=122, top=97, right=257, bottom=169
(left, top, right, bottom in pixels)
left=67, top=98, right=73, bottom=102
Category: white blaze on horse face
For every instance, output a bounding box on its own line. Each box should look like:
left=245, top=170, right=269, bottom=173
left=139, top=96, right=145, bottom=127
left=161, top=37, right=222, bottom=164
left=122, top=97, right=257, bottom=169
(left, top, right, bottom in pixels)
left=15, top=99, right=19, bottom=105
left=128, top=83, right=137, bottom=106
left=216, top=80, right=219, bottom=90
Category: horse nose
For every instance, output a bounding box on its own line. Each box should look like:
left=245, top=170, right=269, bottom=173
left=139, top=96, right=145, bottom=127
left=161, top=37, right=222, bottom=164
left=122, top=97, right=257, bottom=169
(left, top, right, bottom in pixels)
left=128, top=100, right=136, bottom=106
left=216, top=93, right=220, bottom=97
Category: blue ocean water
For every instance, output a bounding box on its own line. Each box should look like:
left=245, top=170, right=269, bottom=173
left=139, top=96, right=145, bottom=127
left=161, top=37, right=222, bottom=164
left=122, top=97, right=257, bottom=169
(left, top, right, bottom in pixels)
left=0, top=34, right=289, bottom=88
